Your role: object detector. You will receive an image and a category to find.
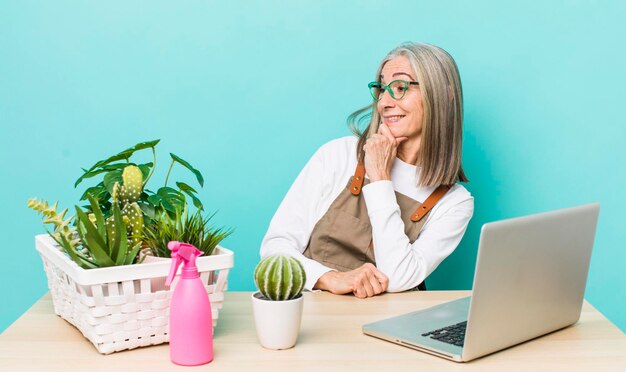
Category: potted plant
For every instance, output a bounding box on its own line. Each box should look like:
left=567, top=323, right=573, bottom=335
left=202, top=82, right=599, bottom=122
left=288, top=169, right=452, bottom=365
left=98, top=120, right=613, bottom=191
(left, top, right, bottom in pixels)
left=141, top=206, right=233, bottom=290
left=251, top=254, right=306, bottom=350
left=27, top=140, right=234, bottom=354
left=143, top=207, right=233, bottom=261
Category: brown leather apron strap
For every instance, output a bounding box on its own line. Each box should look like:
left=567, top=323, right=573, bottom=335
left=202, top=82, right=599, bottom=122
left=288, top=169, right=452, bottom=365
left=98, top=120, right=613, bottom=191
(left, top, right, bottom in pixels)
left=350, top=163, right=366, bottom=195
left=350, top=162, right=450, bottom=221
left=411, top=185, right=451, bottom=222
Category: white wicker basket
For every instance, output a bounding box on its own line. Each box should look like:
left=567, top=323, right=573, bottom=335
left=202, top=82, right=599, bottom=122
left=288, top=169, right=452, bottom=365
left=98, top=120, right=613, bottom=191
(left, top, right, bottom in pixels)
left=34, top=234, right=234, bottom=354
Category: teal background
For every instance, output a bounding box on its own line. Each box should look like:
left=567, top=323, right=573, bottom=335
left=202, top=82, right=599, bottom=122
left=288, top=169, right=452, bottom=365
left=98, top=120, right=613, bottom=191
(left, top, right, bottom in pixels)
left=1, top=1, right=625, bottom=333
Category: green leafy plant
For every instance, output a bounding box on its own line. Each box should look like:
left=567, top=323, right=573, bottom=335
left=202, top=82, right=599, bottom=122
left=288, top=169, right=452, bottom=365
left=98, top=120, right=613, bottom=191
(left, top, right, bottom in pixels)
left=74, top=139, right=205, bottom=223
left=144, top=207, right=233, bottom=258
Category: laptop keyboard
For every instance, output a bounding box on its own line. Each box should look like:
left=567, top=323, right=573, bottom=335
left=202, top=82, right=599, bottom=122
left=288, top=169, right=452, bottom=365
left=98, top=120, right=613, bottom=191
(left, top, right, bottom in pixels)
left=421, top=321, right=467, bottom=347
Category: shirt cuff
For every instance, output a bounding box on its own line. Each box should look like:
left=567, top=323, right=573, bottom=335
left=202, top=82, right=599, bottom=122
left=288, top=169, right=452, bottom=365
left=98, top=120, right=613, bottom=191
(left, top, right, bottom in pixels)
left=302, top=259, right=335, bottom=291
left=362, top=180, right=398, bottom=213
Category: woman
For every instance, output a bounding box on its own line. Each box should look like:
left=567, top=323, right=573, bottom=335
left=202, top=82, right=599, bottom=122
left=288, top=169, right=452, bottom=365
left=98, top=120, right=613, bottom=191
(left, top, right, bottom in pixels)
left=260, top=42, right=473, bottom=298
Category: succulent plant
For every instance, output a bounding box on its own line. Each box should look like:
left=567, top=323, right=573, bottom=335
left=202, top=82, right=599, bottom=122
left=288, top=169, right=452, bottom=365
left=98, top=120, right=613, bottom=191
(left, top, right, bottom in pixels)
left=27, top=198, right=80, bottom=251
left=72, top=194, right=142, bottom=268
left=254, top=255, right=306, bottom=301
left=28, top=195, right=141, bottom=269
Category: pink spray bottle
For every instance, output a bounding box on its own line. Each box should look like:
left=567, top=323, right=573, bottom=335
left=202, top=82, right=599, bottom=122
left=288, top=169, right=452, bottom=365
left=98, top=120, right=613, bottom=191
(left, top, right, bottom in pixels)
left=165, top=241, right=214, bottom=366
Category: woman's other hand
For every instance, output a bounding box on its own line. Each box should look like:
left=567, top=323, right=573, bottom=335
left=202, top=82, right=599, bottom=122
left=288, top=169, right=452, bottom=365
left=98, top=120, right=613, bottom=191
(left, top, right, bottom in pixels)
left=363, top=123, right=407, bottom=182
left=314, top=263, right=389, bottom=298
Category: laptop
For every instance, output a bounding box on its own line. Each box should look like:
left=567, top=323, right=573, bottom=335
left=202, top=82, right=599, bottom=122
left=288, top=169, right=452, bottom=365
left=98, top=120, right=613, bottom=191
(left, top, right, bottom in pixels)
left=362, top=203, right=600, bottom=362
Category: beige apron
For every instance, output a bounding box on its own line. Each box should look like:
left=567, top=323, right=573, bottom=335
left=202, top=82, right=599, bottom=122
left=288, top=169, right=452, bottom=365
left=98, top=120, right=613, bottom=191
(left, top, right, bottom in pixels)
left=303, top=162, right=449, bottom=289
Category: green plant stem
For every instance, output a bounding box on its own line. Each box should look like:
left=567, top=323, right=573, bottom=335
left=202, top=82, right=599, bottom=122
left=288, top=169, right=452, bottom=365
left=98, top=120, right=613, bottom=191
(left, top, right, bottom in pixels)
left=164, top=159, right=175, bottom=187
left=144, top=146, right=157, bottom=187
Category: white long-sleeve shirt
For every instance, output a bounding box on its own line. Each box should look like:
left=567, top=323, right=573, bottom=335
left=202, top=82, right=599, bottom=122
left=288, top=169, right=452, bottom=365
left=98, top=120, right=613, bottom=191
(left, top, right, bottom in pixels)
left=260, top=136, right=474, bottom=292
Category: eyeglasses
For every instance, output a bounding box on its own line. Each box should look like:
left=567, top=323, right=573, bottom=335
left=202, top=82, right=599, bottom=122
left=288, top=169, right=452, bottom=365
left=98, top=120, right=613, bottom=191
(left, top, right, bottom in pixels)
left=368, top=80, right=419, bottom=101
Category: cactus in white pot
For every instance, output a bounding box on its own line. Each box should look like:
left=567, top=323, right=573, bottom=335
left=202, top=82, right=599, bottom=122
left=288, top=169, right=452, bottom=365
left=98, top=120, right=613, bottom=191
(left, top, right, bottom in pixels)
left=252, top=254, right=307, bottom=350
left=254, top=255, right=306, bottom=301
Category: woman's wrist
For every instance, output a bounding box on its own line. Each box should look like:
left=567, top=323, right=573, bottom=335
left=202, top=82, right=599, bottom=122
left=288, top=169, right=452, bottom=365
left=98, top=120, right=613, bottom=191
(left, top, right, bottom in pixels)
left=314, top=270, right=335, bottom=291
left=368, top=172, right=391, bottom=182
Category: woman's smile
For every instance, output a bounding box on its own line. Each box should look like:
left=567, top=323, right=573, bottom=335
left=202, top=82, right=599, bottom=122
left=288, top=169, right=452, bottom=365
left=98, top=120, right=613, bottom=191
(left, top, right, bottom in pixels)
left=382, top=115, right=406, bottom=124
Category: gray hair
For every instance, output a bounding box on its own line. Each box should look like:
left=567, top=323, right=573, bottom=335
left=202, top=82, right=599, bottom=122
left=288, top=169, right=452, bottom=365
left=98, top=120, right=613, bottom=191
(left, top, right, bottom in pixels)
left=348, top=42, right=468, bottom=186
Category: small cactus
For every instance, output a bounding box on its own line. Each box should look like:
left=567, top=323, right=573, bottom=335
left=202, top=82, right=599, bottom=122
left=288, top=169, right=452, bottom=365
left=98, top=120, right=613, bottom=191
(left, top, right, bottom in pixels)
left=123, top=202, right=143, bottom=247
left=108, top=165, right=145, bottom=248
left=254, top=255, right=306, bottom=301
left=121, top=165, right=143, bottom=204
left=111, top=182, right=122, bottom=204
left=111, top=165, right=142, bottom=205
left=105, top=215, right=116, bottom=246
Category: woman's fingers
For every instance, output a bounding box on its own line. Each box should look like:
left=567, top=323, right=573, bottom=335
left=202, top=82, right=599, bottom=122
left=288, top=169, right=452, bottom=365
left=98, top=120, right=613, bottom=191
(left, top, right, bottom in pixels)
left=353, top=287, right=363, bottom=298
left=377, top=123, right=408, bottom=147
left=364, top=131, right=395, bottom=180
left=378, top=123, right=395, bottom=142
left=365, top=269, right=384, bottom=295
left=353, top=283, right=373, bottom=299
left=350, top=264, right=387, bottom=298
left=372, top=269, right=389, bottom=292
left=352, top=271, right=368, bottom=298
left=319, top=266, right=389, bottom=298
left=367, top=126, right=399, bottom=156
left=395, top=136, right=408, bottom=146
left=361, top=272, right=376, bottom=297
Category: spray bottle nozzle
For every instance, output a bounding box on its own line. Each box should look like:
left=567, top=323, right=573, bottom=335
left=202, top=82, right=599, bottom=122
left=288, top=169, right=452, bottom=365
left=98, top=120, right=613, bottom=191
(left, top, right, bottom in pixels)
left=165, top=241, right=203, bottom=287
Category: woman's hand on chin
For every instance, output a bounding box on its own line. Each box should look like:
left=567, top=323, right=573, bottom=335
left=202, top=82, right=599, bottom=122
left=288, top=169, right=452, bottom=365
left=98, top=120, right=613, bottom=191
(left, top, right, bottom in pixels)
left=363, top=123, right=407, bottom=182
left=314, top=263, right=389, bottom=298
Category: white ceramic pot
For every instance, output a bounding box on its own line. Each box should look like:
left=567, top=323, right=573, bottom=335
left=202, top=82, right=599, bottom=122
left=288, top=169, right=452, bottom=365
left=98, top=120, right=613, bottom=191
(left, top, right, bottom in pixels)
left=251, top=292, right=304, bottom=350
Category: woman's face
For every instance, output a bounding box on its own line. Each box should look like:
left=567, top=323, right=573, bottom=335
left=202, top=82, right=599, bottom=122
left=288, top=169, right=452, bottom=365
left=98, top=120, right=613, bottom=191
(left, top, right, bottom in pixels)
left=377, top=56, right=424, bottom=147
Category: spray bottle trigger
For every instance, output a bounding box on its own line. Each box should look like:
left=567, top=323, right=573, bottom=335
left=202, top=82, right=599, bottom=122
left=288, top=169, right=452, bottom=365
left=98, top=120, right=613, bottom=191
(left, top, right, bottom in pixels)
left=165, top=256, right=182, bottom=287
left=165, top=241, right=183, bottom=287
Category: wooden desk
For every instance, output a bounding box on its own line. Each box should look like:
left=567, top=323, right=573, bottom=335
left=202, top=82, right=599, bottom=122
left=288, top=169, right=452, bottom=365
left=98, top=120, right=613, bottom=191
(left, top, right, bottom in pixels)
left=1, top=291, right=625, bottom=371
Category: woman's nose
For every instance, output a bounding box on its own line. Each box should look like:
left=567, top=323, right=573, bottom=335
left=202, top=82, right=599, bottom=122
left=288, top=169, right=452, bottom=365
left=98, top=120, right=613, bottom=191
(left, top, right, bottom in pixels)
left=378, top=88, right=395, bottom=109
